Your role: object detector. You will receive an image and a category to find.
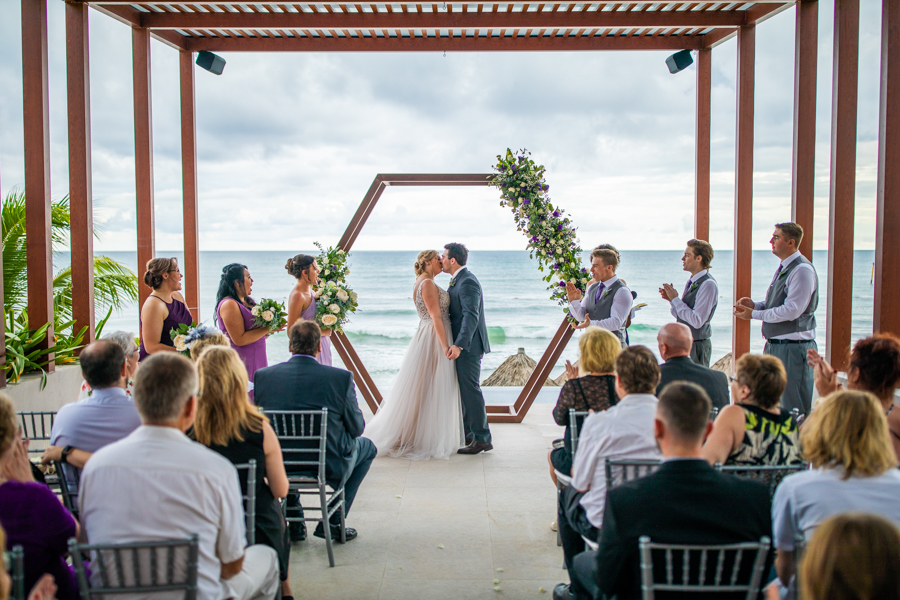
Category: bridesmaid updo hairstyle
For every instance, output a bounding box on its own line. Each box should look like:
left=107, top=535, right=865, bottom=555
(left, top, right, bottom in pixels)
left=143, top=257, right=178, bottom=290
left=286, top=254, right=316, bottom=280
left=414, top=250, right=439, bottom=276
left=215, top=263, right=256, bottom=310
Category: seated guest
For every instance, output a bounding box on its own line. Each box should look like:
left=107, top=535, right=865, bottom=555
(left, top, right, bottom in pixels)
left=254, top=321, right=375, bottom=543
left=78, top=331, right=138, bottom=399
left=46, top=341, right=142, bottom=484
left=799, top=513, right=900, bottom=600
left=189, top=325, right=230, bottom=361
left=772, top=390, right=900, bottom=587
left=548, top=327, right=620, bottom=485
left=656, top=323, right=729, bottom=409
left=554, top=346, right=662, bottom=598
left=0, top=524, right=58, bottom=600
left=0, top=394, right=79, bottom=600
left=557, top=382, right=772, bottom=600
left=701, top=353, right=803, bottom=466
left=79, top=354, right=278, bottom=600
left=194, top=347, right=292, bottom=600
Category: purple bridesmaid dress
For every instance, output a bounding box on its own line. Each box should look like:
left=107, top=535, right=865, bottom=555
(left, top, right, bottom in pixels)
left=301, top=297, right=332, bottom=366
left=216, top=298, right=269, bottom=385
left=138, top=296, right=193, bottom=362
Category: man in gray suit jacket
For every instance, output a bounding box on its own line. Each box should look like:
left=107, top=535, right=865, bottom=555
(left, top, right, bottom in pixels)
left=656, top=323, right=729, bottom=410
left=442, top=243, right=493, bottom=454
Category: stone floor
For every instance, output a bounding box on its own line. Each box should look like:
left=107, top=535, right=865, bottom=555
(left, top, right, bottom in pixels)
left=287, top=404, right=569, bottom=599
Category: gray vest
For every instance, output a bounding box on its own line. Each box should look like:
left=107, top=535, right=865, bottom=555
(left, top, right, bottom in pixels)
left=679, top=272, right=717, bottom=341
left=761, top=255, right=819, bottom=339
left=582, top=278, right=628, bottom=345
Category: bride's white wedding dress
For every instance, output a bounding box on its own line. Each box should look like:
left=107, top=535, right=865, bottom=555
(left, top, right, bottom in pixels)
left=363, top=280, right=465, bottom=460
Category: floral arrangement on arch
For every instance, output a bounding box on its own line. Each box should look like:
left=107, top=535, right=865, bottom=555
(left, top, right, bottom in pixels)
left=490, top=148, right=589, bottom=309
left=312, top=242, right=359, bottom=332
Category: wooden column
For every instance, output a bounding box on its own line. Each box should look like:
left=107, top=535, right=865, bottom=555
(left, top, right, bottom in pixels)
left=695, top=47, right=712, bottom=241
left=732, top=25, right=755, bottom=361
left=133, top=27, right=155, bottom=312
left=874, top=0, right=900, bottom=336
left=180, top=51, right=200, bottom=322
left=826, top=0, right=859, bottom=370
left=792, top=0, right=818, bottom=262
left=21, top=0, right=54, bottom=370
left=67, top=1, right=94, bottom=344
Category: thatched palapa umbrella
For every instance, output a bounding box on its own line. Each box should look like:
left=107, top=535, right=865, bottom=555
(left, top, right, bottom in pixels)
left=711, top=353, right=732, bottom=375
left=482, top=348, right=558, bottom=387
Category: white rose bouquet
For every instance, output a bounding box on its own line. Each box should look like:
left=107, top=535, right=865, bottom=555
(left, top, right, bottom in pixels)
left=311, top=241, right=358, bottom=332
left=252, top=298, right=287, bottom=333
left=169, top=322, right=199, bottom=357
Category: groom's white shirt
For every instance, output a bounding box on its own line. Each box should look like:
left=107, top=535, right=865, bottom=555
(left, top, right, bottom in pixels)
left=450, top=265, right=468, bottom=283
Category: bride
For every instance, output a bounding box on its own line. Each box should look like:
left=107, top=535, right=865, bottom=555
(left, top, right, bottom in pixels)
left=363, top=250, right=465, bottom=460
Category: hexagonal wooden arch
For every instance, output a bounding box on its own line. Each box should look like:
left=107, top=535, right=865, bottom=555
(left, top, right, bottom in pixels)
left=331, top=173, right=575, bottom=424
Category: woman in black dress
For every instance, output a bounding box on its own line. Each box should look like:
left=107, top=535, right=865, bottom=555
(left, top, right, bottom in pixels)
left=193, top=346, right=292, bottom=600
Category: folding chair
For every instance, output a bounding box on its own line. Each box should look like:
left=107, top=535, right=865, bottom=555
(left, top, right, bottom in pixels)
left=17, top=411, right=57, bottom=487
left=54, top=461, right=81, bottom=519
left=710, top=406, right=719, bottom=421
left=234, top=459, right=258, bottom=546
left=604, top=458, right=662, bottom=491
left=718, top=464, right=806, bottom=499
left=4, top=545, right=24, bottom=600
left=554, top=409, right=589, bottom=546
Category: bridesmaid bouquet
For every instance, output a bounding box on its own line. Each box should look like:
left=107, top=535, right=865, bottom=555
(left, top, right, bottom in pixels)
left=169, top=322, right=199, bottom=357
left=312, top=242, right=359, bottom=332
left=251, top=298, right=287, bottom=333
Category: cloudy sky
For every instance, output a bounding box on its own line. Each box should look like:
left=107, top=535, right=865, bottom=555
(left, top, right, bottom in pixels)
left=0, top=1, right=886, bottom=252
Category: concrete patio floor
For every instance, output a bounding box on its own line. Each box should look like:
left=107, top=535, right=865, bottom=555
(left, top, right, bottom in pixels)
left=288, top=400, right=569, bottom=599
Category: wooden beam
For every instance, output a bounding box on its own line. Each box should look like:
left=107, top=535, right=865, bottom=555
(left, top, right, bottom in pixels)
left=512, top=317, right=574, bottom=422
left=792, top=0, right=818, bottom=262
left=67, top=1, right=95, bottom=346
left=179, top=51, right=201, bottom=322
left=695, top=47, right=711, bottom=241
left=89, top=4, right=187, bottom=51
left=133, top=27, right=156, bottom=315
left=701, top=4, right=790, bottom=49
left=826, top=0, right=859, bottom=371
left=733, top=24, right=755, bottom=363
left=90, top=0, right=797, bottom=5
left=22, top=0, right=55, bottom=370
left=874, top=0, right=900, bottom=337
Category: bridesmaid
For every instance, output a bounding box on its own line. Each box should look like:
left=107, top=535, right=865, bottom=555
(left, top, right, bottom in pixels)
left=138, top=257, right=193, bottom=361
left=285, top=254, right=332, bottom=366
left=215, top=263, right=270, bottom=388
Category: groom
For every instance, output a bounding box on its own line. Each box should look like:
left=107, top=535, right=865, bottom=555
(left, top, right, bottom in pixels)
left=442, top=243, right=493, bottom=454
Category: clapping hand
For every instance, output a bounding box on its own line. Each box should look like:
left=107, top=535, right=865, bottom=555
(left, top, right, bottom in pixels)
left=659, top=283, right=678, bottom=302
left=808, top=348, right=841, bottom=397
left=565, top=282, right=582, bottom=303
left=572, top=316, right=591, bottom=330
left=733, top=297, right=755, bottom=320
left=565, top=360, right=579, bottom=381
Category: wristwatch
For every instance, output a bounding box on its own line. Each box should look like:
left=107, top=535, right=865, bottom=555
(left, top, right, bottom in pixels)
left=60, top=445, right=73, bottom=465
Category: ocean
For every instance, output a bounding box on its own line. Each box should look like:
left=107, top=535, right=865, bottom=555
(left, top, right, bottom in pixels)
left=74, top=250, right=877, bottom=389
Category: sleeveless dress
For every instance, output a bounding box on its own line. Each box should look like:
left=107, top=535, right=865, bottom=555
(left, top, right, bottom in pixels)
left=138, top=296, right=193, bottom=361
left=363, top=281, right=465, bottom=460
left=726, top=403, right=804, bottom=466
left=216, top=298, right=268, bottom=384
left=300, top=297, right=332, bottom=366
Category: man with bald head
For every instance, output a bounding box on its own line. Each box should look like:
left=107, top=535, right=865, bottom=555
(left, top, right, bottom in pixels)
left=656, top=323, right=729, bottom=410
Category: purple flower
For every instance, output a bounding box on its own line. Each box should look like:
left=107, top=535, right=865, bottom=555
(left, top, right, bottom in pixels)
left=543, top=184, right=550, bottom=191
left=558, top=281, right=566, bottom=287
left=552, top=210, right=560, bottom=217
left=523, top=198, right=530, bottom=204
left=558, top=224, right=564, bottom=231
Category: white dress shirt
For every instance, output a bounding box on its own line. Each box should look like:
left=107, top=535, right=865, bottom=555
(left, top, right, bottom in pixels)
left=449, top=265, right=468, bottom=283
left=670, top=269, right=718, bottom=329
left=79, top=426, right=246, bottom=600
left=568, top=275, right=633, bottom=333
left=752, top=251, right=818, bottom=340
left=570, top=393, right=662, bottom=528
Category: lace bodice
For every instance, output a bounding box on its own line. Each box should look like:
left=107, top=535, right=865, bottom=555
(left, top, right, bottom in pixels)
left=415, top=281, right=450, bottom=323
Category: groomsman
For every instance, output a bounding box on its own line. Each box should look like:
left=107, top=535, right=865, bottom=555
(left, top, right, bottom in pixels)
left=659, top=239, right=718, bottom=367
left=566, top=248, right=632, bottom=346
left=733, top=222, right=819, bottom=415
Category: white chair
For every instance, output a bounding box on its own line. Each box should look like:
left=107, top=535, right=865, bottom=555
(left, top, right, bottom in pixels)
left=555, top=409, right=589, bottom=546
left=4, top=545, right=24, bottom=600
left=234, top=459, right=258, bottom=546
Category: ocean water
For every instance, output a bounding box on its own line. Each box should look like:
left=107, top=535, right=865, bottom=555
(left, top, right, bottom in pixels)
left=68, top=250, right=877, bottom=389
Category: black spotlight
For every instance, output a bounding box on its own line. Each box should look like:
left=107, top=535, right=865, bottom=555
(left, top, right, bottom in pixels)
left=666, top=49, right=694, bottom=74
left=196, top=51, right=226, bottom=75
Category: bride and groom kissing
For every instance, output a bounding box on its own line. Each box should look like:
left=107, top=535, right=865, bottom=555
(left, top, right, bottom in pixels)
left=364, top=243, right=494, bottom=459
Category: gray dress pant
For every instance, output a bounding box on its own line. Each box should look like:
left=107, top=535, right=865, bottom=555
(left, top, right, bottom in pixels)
left=455, top=348, right=492, bottom=444
left=764, top=339, right=816, bottom=416
left=690, top=339, right=712, bottom=367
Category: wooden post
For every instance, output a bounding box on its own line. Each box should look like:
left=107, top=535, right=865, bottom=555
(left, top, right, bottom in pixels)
left=22, top=0, right=54, bottom=371
left=67, top=1, right=95, bottom=345
left=180, top=51, right=201, bottom=322
left=133, top=27, right=155, bottom=315
left=695, top=47, right=712, bottom=241
left=732, top=25, right=755, bottom=362
left=826, top=0, right=859, bottom=370
left=874, top=0, right=900, bottom=337
left=792, top=0, right=818, bottom=262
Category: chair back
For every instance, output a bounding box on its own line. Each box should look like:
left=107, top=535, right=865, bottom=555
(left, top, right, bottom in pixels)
left=54, top=461, right=81, bottom=518
left=605, top=458, right=661, bottom=491
left=68, top=535, right=200, bottom=600
left=264, top=409, right=328, bottom=484
left=567, top=409, right=589, bottom=456
left=5, top=545, right=24, bottom=600
left=710, top=407, right=719, bottom=421
left=718, top=464, right=806, bottom=498
left=17, top=411, right=56, bottom=458
left=234, top=459, right=257, bottom=546
left=638, top=535, right=771, bottom=600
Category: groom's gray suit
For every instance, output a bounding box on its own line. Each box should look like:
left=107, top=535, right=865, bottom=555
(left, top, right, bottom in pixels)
left=447, top=267, right=492, bottom=444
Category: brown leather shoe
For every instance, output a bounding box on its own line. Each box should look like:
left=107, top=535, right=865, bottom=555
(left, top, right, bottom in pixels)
left=457, top=440, right=493, bottom=454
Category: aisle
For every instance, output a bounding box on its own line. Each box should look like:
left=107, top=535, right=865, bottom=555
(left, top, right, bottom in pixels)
left=288, top=408, right=568, bottom=599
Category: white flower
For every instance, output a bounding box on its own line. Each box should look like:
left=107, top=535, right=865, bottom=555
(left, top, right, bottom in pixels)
left=321, top=257, right=329, bottom=265
left=251, top=305, right=261, bottom=316
left=321, top=314, right=338, bottom=327
left=262, top=310, right=274, bottom=322
left=329, top=303, right=341, bottom=314
left=349, top=291, right=358, bottom=303
left=314, top=289, right=323, bottom=298
left=327, top=280, right=336, bottom=288
left=337, top=250, right=345, bottom=255
left=345, top=269, right=350, bottom=275
left=174, top=335, right=187, bottom=352
left=336, top=289, right=349, bottom=302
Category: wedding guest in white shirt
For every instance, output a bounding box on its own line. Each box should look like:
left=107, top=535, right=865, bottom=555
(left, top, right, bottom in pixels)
left=566, top=248, right=633, bottom=346
left=734, top=222, right=819, bottom=415
left=659, top=239, right=719, bottom=367
left=79, top=353, right=279, bottom=600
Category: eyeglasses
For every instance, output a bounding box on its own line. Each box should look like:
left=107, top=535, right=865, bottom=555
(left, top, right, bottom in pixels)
left=728, top=375, right=736, bottom=383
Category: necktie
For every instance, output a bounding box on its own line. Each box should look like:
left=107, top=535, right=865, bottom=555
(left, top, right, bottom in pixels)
left=770, top=264, right=783, bottom=288
left=683, top=279, right=693, bottom=297
left=594, top=282, right=606, bottom=303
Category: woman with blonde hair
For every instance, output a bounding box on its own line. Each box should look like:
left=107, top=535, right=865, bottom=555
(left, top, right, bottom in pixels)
left=772, top=390, right=900, bottom=587
left=193, top=347, right=292, bottom=599
left=138, top=257, right=193, bottom=361
left=363, top=249, right=465, bottom=460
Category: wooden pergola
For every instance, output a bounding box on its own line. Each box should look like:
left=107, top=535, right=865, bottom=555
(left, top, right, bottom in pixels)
left=7, top=1, right=900, bottom=412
